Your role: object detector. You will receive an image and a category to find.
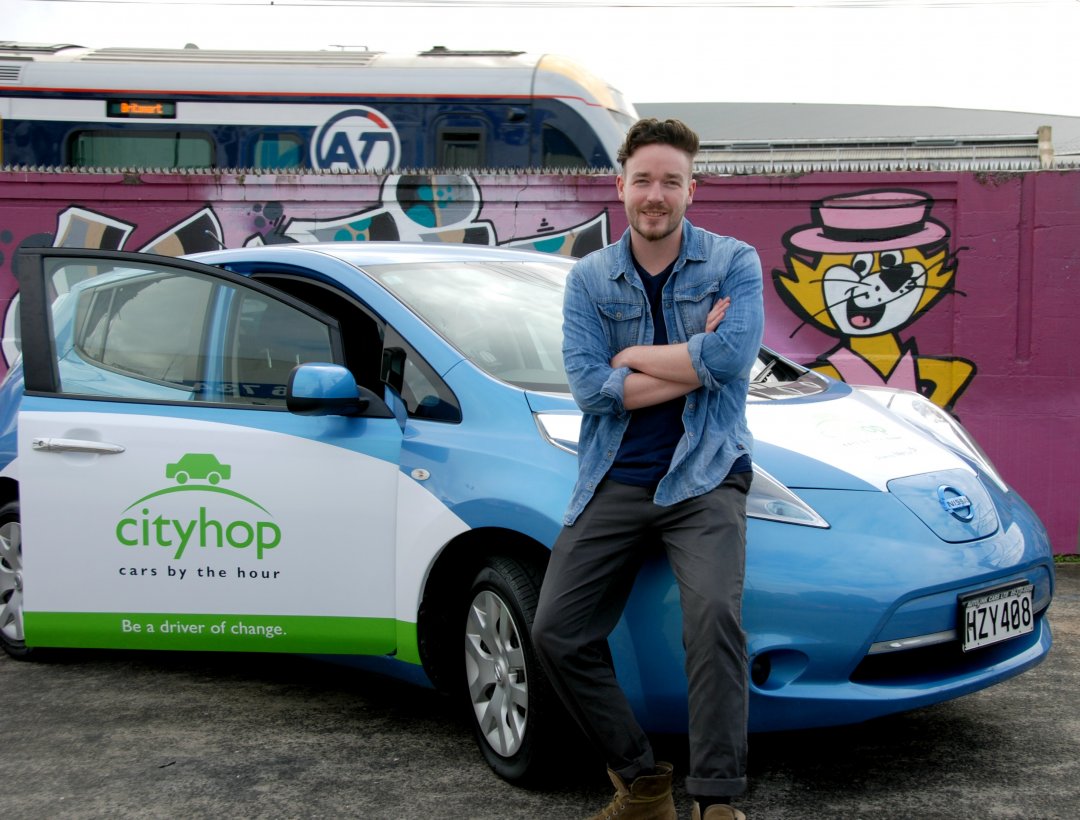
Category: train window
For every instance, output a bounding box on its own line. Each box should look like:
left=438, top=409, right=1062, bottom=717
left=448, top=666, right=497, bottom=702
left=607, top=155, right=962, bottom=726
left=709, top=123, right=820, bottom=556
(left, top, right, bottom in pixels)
left=438, top=129, right=484, bottom=168
left=253, top=133, right=305, bottom=169
left=68, top=131, right=214, bottom=168
left=541, top=124, right=588, bottom=169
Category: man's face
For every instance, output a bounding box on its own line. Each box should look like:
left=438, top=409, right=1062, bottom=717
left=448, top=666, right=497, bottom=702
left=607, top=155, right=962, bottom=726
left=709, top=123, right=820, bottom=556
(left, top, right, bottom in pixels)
left=617, top=143, right=696, bottom=244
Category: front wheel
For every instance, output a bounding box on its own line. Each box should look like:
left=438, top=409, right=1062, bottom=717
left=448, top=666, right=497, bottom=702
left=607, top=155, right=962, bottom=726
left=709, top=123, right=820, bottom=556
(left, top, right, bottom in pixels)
left=463, top=556, right=563, bottom=785
left=0, top=500, right=30, bottom=659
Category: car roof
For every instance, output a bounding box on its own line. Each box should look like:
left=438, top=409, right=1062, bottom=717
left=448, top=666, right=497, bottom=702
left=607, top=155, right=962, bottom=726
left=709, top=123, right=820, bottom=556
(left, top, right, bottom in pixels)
left=188, top=242, right=575, bottom=269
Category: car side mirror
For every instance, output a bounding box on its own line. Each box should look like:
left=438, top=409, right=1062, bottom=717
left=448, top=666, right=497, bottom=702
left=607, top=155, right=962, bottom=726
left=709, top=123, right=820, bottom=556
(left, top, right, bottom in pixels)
left=286, top=363, right=393, bottom=418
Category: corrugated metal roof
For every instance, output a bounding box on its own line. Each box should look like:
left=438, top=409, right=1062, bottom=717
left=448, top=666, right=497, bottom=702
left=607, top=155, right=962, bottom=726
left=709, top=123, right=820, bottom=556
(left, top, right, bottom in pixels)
left=639, top=102, right=1080, bottom=173
left=696, top=157, right=1049, bottom=175
left=692, top=132, right=1070, bottom=174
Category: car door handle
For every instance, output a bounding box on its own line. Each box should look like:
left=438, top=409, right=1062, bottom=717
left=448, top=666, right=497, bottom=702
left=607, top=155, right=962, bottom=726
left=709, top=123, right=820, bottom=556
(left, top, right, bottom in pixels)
left=31, top=437, right=126, bottom=454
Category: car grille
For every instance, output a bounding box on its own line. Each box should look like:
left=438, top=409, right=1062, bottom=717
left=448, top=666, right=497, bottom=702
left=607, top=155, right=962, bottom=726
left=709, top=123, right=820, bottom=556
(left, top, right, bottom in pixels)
left=849, top=612, right=1045, bottom=685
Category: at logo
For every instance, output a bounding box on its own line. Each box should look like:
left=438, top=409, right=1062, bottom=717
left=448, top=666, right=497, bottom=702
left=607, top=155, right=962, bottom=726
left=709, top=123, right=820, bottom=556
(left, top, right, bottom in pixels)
left=312, top=107, right=401, bottom=171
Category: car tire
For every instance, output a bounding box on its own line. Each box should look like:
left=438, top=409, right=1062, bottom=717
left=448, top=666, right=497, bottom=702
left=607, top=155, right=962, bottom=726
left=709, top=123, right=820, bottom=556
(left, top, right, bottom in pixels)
left=0, top=499, right=31, bottom=659
left=463, top=556, right=565, bottom=785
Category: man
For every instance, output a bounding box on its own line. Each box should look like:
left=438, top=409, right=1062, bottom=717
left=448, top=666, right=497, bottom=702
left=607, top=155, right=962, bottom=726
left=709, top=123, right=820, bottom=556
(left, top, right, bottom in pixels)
left=532, top=118, right=764, bottom=820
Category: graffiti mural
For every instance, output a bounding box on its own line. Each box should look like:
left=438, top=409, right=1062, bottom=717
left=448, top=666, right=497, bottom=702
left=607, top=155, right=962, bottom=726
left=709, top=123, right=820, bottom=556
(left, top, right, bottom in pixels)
left=1, top=168, right=1079, bottom=555
left=773, top=189, right=974, bottom=411
left=0, top=173, right=609, bottom=367
left=243, top=175, right=608, bottom=257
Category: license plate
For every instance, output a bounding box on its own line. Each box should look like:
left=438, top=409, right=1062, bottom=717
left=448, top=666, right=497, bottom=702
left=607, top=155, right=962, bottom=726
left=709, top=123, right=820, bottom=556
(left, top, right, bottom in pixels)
left=960, top=582, right=1034, bottom=652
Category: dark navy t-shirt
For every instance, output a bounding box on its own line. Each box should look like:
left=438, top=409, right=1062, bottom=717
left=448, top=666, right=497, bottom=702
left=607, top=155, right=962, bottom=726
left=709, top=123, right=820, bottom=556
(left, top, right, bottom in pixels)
left=608, top=255, right=750, bottom=489
left=608, top=259, right=686, bottom=487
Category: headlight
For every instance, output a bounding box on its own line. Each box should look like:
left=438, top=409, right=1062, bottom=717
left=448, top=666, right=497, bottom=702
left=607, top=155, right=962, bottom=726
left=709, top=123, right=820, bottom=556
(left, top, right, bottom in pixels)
left=747, top=465, right=829, bottom=528
left=858, top=387, right=1008, bottom=492
left=537, top=411, right=829, bottom=528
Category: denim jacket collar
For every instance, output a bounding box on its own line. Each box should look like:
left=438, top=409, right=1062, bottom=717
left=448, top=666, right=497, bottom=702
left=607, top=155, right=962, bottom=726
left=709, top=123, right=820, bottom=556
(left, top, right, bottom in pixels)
left=609, top=220, right=708, bottom=284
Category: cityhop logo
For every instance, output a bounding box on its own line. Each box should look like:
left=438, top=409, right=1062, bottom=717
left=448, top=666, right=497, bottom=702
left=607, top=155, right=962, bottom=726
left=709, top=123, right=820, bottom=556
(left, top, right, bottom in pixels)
left=115, top=454, right=281, bottom=560
left=312, top=107, right=402, bottom=171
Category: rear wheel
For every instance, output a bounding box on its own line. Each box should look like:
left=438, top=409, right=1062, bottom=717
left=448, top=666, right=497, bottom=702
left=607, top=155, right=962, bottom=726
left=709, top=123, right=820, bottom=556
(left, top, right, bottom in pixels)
left=0, top=500, right=30, bottom=659
left=463, top=555, right=561, bottom=784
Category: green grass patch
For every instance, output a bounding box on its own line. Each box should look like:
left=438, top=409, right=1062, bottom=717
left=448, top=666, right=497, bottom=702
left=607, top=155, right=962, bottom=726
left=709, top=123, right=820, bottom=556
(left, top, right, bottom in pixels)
left=1054, top=554, right=1080, bottom=564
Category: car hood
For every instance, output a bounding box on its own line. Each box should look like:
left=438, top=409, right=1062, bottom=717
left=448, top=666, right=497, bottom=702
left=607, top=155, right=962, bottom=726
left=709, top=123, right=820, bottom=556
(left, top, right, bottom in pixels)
left=526, top=384, right=971, bottom=493
left=746, top=383, right=973, bottom=490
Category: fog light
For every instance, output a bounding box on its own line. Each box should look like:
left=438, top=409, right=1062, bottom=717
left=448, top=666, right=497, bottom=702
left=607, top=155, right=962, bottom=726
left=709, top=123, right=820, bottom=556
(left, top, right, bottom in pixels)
left=749, top=649, right=809, bottom=691
left=750, top=654, right=771, bottom=686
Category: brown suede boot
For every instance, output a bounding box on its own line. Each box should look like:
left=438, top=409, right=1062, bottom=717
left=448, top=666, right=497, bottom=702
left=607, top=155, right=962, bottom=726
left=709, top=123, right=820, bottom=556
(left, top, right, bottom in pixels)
left=691, top=801, right=746, bottom=820
left=586, top=762, right=677, bottom=820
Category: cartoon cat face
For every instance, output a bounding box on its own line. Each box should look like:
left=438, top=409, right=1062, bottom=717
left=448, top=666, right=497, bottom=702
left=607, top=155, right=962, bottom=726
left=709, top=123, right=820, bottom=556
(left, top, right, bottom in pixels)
left=777, top=245, right=955, bottom=338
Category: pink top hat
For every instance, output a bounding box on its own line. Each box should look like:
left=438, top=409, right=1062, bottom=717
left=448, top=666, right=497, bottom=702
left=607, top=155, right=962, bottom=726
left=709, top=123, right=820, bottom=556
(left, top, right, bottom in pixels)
left=786, top=189, right=949, bottom=253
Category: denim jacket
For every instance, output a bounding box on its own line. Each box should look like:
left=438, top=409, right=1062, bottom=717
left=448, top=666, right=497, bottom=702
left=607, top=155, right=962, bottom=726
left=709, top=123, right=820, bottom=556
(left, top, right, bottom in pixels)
left=561, top=220, right=764, bottom=525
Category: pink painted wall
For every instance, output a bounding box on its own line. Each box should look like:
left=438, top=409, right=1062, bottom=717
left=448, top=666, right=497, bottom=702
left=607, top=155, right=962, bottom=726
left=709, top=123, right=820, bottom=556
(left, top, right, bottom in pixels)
left=0, top=169, right=1077, bottom=554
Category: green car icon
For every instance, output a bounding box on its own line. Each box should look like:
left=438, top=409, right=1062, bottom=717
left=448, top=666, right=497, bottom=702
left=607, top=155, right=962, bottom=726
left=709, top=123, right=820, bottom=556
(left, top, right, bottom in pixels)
left=165, top=453, right=232, bottom=485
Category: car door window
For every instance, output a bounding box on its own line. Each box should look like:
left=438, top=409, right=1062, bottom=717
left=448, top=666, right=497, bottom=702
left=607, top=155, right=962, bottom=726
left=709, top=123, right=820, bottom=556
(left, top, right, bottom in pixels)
left=249, top=272, right=461, bottom=422
left=224, top=290, right=336, bottom=406
left=75, top=272, right=212, bottom=388
left=43, top=258, right=337, bottom=405
left=382, top=329, right=461, bottom=422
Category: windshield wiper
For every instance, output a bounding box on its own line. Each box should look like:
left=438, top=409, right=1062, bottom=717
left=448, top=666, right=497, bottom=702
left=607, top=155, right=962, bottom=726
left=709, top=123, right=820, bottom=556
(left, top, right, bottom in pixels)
left=752, top=359, right=777, bottom=384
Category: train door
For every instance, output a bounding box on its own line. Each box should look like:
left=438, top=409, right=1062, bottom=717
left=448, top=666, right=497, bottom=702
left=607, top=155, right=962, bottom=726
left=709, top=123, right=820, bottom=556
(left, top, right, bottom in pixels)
left=432, top=109, right=530, bottom=168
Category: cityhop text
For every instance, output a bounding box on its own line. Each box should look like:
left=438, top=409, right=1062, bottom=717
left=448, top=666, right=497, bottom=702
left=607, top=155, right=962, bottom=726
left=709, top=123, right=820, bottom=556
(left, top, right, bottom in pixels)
left=116, top=506, right=281, bottom=560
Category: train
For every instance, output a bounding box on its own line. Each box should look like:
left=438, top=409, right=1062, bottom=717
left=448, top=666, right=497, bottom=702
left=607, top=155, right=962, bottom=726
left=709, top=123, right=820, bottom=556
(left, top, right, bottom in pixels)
left=0, top=42, right=637, bottom=172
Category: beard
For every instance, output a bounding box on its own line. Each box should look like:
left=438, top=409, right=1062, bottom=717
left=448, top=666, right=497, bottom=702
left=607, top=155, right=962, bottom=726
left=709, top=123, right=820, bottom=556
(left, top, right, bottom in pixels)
left=627, top=204, right=685, bottom=243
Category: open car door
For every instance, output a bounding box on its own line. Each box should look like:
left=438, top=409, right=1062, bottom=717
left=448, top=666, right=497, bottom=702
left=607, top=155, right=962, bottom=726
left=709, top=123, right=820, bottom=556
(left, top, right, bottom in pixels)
left=14, top=248, right=403, bottom=655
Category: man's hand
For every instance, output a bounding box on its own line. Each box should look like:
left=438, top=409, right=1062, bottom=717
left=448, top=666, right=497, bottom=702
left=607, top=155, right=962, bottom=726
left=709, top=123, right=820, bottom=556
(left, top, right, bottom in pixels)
left=612, top=296, right=729, bottom=372
left=706, top=296, right=730, bottom=333
left=611, top=296, right=732, bottom=410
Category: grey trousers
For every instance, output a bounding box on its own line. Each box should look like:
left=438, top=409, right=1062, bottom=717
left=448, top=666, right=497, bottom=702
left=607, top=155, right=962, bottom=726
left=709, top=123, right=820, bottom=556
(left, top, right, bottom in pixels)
left=532, top=472, right=750, bottom=798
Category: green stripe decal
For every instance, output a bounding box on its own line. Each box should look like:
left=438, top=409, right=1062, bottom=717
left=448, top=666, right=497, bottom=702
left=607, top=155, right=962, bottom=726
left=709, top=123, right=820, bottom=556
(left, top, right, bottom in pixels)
left=23, top=612, right=416, bottom=657
left=395, top=619, right=422, bottom=665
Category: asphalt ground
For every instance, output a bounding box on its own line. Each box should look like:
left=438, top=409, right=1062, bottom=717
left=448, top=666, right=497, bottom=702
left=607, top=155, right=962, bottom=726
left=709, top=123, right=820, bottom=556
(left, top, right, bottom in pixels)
left=3, top=564, right=1078, bottom=820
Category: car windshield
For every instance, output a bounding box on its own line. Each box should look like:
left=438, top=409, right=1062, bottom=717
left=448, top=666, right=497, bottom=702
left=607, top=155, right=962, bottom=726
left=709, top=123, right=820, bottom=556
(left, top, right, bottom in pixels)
left=364, top=257, right=787, bottom=395
left=365, top=259, right=572, bottom=392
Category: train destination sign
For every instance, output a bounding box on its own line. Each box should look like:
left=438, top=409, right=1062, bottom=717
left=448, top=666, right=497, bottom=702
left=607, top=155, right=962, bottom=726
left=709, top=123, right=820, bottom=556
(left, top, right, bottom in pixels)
left=106, top=100, right=177, bottom=119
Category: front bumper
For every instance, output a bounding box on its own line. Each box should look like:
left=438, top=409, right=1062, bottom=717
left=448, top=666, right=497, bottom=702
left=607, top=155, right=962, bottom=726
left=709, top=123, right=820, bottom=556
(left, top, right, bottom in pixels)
left=610, top=481, right=1054, bottom=733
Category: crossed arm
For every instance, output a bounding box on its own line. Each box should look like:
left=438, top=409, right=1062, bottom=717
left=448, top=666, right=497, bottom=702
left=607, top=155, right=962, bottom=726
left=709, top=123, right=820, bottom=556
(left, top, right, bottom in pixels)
left=612, top=296, right=729, bottom=410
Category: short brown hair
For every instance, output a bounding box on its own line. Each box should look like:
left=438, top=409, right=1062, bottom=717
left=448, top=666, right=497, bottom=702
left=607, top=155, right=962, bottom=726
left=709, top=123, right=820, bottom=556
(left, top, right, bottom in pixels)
left=616, top=118, right=700, bottom=166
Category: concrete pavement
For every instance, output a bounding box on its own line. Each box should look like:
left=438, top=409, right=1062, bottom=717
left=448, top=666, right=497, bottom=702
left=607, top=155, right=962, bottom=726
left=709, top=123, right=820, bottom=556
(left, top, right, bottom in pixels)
left=2, top=564, right=1078, bottom=819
